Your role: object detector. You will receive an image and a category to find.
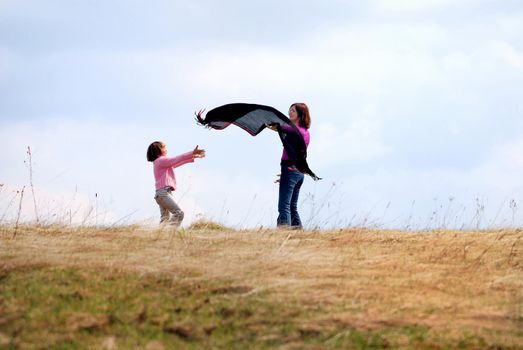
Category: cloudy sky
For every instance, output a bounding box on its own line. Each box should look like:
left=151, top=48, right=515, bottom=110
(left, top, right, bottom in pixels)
left=1, top=0, right=522, bottom=229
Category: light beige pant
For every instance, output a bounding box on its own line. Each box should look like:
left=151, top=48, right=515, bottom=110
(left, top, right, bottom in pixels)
left=154, top=187, right=184, bottom=226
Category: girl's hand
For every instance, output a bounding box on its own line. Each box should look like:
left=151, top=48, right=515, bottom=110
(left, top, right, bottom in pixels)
left=193, top=145, right=206, bottom=158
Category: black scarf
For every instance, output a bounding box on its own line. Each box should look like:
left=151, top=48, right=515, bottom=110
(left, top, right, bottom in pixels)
left=196, top=103, right=321, bottom=180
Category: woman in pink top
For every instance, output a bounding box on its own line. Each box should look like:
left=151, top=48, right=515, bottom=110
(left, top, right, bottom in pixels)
left=268, top=103, right=311, bottom=229
left=146, top=141, right=205, bottom=227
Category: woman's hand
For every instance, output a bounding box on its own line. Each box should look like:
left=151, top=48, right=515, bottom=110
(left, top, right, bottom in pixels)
left=265, top=123, right=278, bottom=131
left=193, top=145, right=206, bottom=158
left=274, top=173, right=281, bottom=183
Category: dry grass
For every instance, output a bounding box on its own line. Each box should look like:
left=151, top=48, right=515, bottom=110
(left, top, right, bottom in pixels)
left=1, top=224, right=522, bottom=348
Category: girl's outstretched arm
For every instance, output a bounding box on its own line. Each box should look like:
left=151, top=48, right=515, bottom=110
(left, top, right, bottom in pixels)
left=156, top=151, right=196, bottom=169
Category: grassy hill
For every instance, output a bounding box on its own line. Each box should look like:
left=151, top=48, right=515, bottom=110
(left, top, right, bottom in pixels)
left=1, top=224, right=522, bottom=349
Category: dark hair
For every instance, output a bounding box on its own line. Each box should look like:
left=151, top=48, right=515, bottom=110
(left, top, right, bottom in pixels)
left=291, top=103, right=311, bottom=129
left=147, top=141, right=164, bottom=162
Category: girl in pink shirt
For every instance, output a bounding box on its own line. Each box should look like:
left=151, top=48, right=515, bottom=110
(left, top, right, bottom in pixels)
left=146, top=141, right=205, bottom=227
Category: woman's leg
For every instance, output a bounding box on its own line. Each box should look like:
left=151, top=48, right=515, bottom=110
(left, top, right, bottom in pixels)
left=277, top=167, right=302, bottom=227
left=277, top=168, right=292, bottom=226
left=290, top=174, right=304, bottom=228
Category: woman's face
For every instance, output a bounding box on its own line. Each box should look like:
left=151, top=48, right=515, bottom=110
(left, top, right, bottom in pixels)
left=289, top=105, right=298, bottom=124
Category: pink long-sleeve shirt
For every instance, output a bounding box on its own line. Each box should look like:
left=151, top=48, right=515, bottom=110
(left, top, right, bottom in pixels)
left=153, top=151, right=195, bottom=191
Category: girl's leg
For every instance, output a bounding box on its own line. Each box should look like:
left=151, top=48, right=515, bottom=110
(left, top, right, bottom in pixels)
left=159, top=206, right=170, bottom=224
left=290, top=174, right=304, bottom=228
left=155, top=189, right=184, bottom=226
left=155, top=190, right=171, bottom=224
left=167, top=199, right=184, bottom=226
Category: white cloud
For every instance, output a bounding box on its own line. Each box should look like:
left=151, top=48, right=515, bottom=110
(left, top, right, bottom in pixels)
left=2, top=0, right=523, bottom=230
left=442, top=52, right=472, bottom=71
left=0, top=46, right=15, bottom=81
left=312, top=118, right=391, bottom=166
left=475, top=134, right=523, bottom=190
left=496, top=13, right=523, bottom=39
left=491, top=42, right=523, bottom=69
left=322, top=133, right=523, bottom=229
left=189, top=37, right=444, bottom=101
left=373, top=0, right=478, bottom=14
left=0, top=183, right=99, bottom=225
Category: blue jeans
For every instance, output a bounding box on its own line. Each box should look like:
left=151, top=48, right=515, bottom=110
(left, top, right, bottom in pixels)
left=277, top=165, right=304, bottom=228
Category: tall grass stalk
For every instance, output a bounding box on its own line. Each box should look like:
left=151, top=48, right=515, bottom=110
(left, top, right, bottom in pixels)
left=13, top=186, right=25, bottom=238
left=1, top=189, right=19, bottom=224
left=239, top=194, right=257, bottom=229
left=26, top=146, right=39, bottom=223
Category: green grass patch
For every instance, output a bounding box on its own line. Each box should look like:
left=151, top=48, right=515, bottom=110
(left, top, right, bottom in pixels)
left=0, top=265, right=509, bottom=349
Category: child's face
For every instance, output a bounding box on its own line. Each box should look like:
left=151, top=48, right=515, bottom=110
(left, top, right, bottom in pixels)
left=160, top=143, right=167, bottom=155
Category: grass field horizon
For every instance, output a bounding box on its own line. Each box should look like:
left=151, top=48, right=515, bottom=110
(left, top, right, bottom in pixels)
left=1, top=223, right=522, bottom=349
